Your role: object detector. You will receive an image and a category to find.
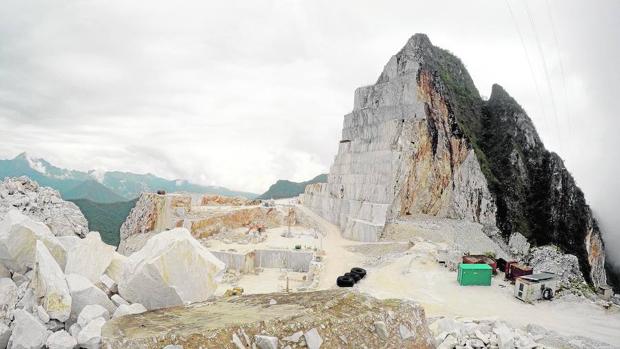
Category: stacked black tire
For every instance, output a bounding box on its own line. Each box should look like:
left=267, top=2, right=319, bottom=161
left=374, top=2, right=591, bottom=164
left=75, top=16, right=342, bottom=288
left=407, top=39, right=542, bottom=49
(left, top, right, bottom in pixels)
left=336, top=267, right=367, bottom=287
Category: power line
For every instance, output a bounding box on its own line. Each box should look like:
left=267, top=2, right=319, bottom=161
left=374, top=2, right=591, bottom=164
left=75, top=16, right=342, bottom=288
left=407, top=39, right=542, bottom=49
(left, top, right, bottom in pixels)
left=503, top=0, right=549, bottom=132
left=544, top=0, right=573, bottom=140
left=523, top=0, right=563, bottom=151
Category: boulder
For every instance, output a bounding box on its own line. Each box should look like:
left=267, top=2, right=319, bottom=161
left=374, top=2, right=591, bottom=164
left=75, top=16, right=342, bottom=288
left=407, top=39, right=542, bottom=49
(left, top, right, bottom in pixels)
left=112, top=303, right=146, bottom=319
left=68, top=323, right=81, bottom=338
left=254, top=335, right=278, bottom=349
left=45, top=330, right=77, bottom=349
left=7, top=309, right=49, bottom=349
left=118, top=228, right=225, bottom=310
left=0, top=177, right=88, bottom=238
left=528, top=246, right=585, bottom=288
left=0, top=210, right=67, bottom=273
left=0, top=323, right=10, bottom=349
left=66, top=273, right=116, bottom=324
left=57, top=236, right=81, bottom=254
left=77, top=317, right=105, bottom=349
left=78, top=305, right=110, bottom=328
left=102, top=290, right=435, bottom=349
left=0, top=278, right=17, bottom=324
left=493, top=323, right=515, bottom=349
left=31, top=241, right=72, bottom=322
left=15, top=287, right=35, bottom=313
left=104, top=252, right=126, bottom=284
left=36, top=305, right=50, bottom=323
left=65, top=232, right=115, bottom=283
left=110, top=295, right=128, bottom=307
left=98, top=274, right=117, bottom=294
left=508, top=232, right=530, bottom=259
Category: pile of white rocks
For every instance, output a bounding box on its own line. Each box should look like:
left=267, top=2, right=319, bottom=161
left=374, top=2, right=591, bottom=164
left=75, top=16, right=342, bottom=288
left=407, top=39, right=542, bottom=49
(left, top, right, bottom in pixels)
left=430, top=317, right=613, bottom=349
left=0, top=207, right=225, bottom=349
left=0, top=177, right=88, bottom=238
left=527, top=245, right=585, bottom=289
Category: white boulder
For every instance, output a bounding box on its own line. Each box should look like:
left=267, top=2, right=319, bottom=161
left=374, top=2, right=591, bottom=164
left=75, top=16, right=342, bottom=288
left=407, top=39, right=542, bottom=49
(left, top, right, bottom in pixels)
left=77, top=317, right=105, bottom=349
left=45, top=330, right=77, bottom=349
left=7, top=309, right=49, bottom=349
left=0, top=323, right=10, bottom=349
left=36, top=305, right=50, bottom=323
left=65, top=232, right=115, bottom=283
left=31, top=241, right=72, bottom=322
left=66, top=274, right=116, bottom=324
left=56, top=235, right=81, bottom=254
left=118, top=228, right=225, bottom=309
left=110, top=294, right=129, bottom=307
left=98, top=274, right=117, bottom=294
left=77, top=304, right=109, bottom=328
left=112, top=303, right=147, bottom=319
left=0, top=278, right=17, bottom=324
left=68, top=323, right=81, bottom=339
left=104, top=252, right=126, bottom=284
left=0, top=210, right=67, bottom=273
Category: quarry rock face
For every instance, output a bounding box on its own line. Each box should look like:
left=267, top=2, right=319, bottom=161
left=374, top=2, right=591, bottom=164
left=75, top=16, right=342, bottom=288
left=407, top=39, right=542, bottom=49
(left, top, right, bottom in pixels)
left=302, top=33, right=609, bottom=287
left=0, top=177, right=88, bottom=238
left=302, top=34, right=496, bottom=243
left=117, top=228, right=226, bottom=310
left=102, top=290, right=435, bottom=349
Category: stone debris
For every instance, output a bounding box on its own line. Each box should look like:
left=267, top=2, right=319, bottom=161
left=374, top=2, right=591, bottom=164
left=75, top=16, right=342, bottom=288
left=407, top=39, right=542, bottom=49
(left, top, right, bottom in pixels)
left=32, top=240, right=72, bottom=322
left=304, top=328, right=323, bottom=349
left=508, top=232, right=530, bottom=259
left=0, top=278, right=17, bottom=323
left=78, top=304, right=110, bottom=328
left=112, top=303, right=147, bottom=319
left=99, top=274, right=118, bottom=294
left=0, top=210, right=67, bottom=273
left=65, top=231, right=115, bottom=283
left=77, top=317, right=106, bottom=349
left=0, top=323, right=10, bottom=349
left=118, top=228, right=225, bottom=310
left=0, top=177, right=88, bottom=238
left=430, top=317, right=615, bottom=349
left=374, top=321, right=388, bottom=339
left=104, top=252, right=127, bottom=284
left=528, top=246, right=586, bottom=289
left=254, top=335, right=278, bottom=349
left=36, top=305, right=50, bottom=323
left=8, top=309, right=49, bottom=349
left=282, top=331, right=303, bottom=343
left=66, top=273, right=116, bottom=323
left=110, top=294, right=129, bottom=307
left=46, top=330, right=77, bottom=349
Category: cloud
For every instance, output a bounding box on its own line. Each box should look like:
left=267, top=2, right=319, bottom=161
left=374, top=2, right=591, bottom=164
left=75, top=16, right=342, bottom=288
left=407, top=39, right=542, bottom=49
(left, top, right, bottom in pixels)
left=0, top=0, right=619, bottom=268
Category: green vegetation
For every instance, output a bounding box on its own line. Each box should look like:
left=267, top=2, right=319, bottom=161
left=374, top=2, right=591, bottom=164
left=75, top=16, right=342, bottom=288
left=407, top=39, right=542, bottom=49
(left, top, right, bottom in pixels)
left=64, top=180, right=128, bottom=203
left=257, top=174, right=327, bottom=200
left=70, top=198, right=137, bottom=246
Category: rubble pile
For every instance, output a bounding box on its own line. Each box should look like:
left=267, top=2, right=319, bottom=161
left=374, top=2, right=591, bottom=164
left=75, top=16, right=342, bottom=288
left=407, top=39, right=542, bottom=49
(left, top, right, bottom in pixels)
left=430, top=317, right=614, bottom=349
left=0, top=208, right=225, bottom=348
left=528, top=246, right=586, bottom=289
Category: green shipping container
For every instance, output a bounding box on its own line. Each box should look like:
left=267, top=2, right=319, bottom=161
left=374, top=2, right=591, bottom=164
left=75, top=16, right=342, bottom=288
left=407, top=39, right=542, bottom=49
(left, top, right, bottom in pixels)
left=458, top=263, right=492, bottom=286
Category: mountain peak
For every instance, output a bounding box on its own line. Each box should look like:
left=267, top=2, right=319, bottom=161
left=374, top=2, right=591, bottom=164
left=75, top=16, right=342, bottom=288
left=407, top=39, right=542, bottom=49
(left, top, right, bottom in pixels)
left=405, top=33, right=433, bottom=50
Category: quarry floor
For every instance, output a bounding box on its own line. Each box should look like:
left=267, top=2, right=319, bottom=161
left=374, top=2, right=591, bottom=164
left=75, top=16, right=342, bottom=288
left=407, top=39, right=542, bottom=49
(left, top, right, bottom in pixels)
left=209, top=201, right=620, bottom=346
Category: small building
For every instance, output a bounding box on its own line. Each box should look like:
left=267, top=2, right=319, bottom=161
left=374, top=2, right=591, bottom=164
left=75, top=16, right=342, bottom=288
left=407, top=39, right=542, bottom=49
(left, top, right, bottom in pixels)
left=597, top=285, right=614, bottom=301
left=458, top=263, right=492, bottom=286
left=514, top=273, right=557, bottom=303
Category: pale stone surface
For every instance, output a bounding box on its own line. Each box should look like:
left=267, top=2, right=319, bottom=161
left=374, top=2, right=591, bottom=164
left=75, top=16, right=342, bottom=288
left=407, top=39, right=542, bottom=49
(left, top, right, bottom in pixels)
left=304, top=328, right=322, bottom=349
left=528, top=246, right=585, bottom=288
left=66, top=273, right=116, bottom=324
left=254, top=335, right=278, bottom=349
left=57, top=235, right=81, bottom=254
left=110, top=294, right=129, bottom=307
left=32, top=241, right=72, bottom=322
left=104, top=252, right=126, bottom=284
left=69, top=323, right=81, bottom=339
left=0, top=264, right=9, bottom=278
left=0, top=177, right=88, bottom=238
left=301, top=36, right=496, bottom=242
left=36, top=305, right=50, bottom=323
left=508, top=232, right=530, bottom=259
left=0, top=210, right=67, bottom=273
left=7, top=309, right=49, bottom=349
left=46, top=330, right=77, bottom=349
left=65, top=231, right=115, bottom=283
left=77, top=317, right=106, bottom=349
left=0, top=323, right=10, bottom=349
left=99, top=274, right=117, bottom=294
left=111, top=303, right=146, bottom=319
left=0, top=278, right=17, bottom=324
left=78, top=304, right=110, bottom=328
left=118, top=228, right=225, bottom=310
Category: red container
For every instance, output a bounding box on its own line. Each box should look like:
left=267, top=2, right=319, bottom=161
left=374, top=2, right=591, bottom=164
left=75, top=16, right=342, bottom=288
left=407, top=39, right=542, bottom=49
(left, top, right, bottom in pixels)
left=506, top=263, right=532, bottom=281
left=462, top=255, right=498, bottom=274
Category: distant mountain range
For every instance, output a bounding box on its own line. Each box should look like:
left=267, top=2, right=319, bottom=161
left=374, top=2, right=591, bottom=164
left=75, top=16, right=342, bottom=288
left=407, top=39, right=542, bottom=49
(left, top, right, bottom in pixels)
left=257, top=174, right=327, bottom=200
left=0, top=153, right=258, bottom=202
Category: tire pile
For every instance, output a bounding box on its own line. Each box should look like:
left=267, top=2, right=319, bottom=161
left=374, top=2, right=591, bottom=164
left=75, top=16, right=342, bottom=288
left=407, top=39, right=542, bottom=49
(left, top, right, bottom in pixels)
left=336, top=267, right=366, bottom=287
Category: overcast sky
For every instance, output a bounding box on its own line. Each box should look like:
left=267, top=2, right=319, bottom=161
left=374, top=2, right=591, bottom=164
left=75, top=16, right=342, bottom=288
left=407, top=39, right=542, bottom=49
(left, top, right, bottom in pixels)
left=1, top=1, right=619, bottom=264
